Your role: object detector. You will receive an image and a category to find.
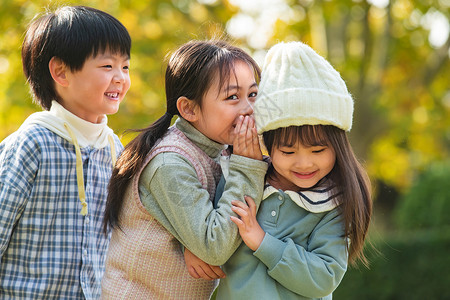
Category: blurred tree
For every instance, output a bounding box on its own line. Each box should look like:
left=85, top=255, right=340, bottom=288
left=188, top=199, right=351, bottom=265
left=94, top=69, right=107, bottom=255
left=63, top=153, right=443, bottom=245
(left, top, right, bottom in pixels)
left=0, top=0, right=449, bottom=194
left=224, top=0, right=450, bottom=192
left=394, top=160, right=450, bottom=230
left=0, top=0, right=237, bottom=145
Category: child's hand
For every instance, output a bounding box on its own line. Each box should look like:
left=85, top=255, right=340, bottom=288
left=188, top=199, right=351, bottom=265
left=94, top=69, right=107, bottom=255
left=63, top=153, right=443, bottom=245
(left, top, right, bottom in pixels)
left=230, top=196, right=265, bottom=251
left=184, top=248, right=226, bottom=280
left=233, top=115, right=263, bottom=160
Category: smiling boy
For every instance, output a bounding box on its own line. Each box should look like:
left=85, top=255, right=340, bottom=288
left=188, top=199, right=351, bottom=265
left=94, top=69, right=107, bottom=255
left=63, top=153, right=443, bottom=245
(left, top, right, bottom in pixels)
left=0, top=6, right=130, bottom=299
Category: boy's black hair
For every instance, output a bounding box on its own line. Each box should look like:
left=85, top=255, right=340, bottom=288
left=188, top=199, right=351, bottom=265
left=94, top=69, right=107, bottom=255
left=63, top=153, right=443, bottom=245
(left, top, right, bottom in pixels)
left=22, top=6, right=131, bottom=110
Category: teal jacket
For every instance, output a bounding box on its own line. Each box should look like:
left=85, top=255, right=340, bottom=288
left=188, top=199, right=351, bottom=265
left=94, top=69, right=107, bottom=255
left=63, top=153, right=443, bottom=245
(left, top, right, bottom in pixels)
left=215, top=182, right=348, bottom=299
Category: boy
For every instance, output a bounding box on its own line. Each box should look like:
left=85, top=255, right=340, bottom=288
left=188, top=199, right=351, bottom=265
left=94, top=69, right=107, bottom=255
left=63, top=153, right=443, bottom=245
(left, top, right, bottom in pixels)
left=0, top=6, right=131, bottom=299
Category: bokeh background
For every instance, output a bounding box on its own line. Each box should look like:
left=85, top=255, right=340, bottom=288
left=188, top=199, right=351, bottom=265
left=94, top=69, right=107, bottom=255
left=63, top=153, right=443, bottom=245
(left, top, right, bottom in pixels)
left=1, top=0, right=449, bottom=298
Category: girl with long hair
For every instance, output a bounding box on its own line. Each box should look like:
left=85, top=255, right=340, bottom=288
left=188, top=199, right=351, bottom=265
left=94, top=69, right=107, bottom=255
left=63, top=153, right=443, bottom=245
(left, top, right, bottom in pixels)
left=101, top=40, right=267, bottom=299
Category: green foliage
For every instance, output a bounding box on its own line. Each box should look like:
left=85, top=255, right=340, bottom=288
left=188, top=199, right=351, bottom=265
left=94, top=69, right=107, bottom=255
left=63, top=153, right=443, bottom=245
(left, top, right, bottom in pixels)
left=334, top=228, right=450, bottom=300
left=394, top=161, right=450, bottom=230
left=1, top=4, right=449, bottom=298
left=0, top=0, right=236, bottom=144
left=259, top=0, right=450, bottom=191
left=1, top=1, right=448, bottom=193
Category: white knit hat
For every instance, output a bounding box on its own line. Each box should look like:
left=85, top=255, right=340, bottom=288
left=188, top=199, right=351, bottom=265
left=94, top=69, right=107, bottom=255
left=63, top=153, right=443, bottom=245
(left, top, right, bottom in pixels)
left=254, top=41, right=353, bottom=133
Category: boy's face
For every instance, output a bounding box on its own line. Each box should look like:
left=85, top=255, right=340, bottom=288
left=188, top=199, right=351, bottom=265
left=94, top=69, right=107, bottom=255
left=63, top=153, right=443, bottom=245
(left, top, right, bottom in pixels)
left=60, top=50, right=130, bottom=123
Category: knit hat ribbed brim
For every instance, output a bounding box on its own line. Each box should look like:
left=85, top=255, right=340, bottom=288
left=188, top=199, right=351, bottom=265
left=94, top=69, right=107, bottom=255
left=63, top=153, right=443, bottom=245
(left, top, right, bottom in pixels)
left=254, top=41, right=354, bottom=133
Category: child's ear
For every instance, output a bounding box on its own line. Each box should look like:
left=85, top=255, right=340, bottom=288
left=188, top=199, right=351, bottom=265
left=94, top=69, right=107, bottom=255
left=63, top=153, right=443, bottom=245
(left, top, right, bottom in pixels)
left=49, top=57, right=69, bottom=87
left=177, top=96, right=199, bottom=122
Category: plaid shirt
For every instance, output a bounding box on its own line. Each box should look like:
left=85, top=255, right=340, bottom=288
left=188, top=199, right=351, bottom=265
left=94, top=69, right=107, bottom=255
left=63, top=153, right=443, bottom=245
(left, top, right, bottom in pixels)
left=0, top=123, right=122, bottom=299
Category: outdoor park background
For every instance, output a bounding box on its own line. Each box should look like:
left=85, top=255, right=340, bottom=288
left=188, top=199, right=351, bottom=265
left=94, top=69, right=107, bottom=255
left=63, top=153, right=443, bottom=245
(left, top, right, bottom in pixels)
left=0, top=0, right=449, bottom=298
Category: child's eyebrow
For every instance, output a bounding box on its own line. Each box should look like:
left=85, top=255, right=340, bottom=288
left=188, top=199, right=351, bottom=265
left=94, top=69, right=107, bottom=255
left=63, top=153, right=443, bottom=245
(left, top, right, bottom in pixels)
left=223, top=82, right=257, bottom=93
left=98, top=53, right=130, bottom=61
left=249, top=82, right=258, bottom=89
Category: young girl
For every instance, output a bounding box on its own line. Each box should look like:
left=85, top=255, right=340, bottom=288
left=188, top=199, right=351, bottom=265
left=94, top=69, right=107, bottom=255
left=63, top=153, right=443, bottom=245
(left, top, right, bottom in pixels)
left=214, top=41, right=372, bottom=299
left=101, top=40, right=268, bottom=299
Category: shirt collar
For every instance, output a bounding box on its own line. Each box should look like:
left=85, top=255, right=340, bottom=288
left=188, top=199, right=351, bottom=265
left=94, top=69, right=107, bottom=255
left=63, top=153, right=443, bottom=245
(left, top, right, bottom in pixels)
left=49, top=101, right=110, bottom=148
left=21, top=100, right=114, bottom=149
left=263, top=177, right=341, bottom=213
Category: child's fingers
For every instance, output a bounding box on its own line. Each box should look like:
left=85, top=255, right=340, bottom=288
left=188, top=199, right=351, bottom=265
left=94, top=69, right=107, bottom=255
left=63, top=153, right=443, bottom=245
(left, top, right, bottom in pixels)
left=187, top=266, right=200, bottom=279
left=231, top=199, right=249, bottom=209
left=234, top=115, right=244, bottom=136
left=246, top=117, right=262, bottom=159
left=247, top=119, right=259, bottom=146
left=244, top=195, right=257, bottom=215
left=249, top=129, right=262, bottom=158
left=246, top=116, right=256, bottom=144
left=242, top=114, right=250, bottom=128
left=245, top=121, right=253, bottom=148
left=247, top=116, right=255, bottom=131
left=252, top=129, right=263, bottom=159
left=231, top=200, right=250, bottom=214
left=234, top=115, right=263, bottom=160
left=252, top=128, right=259, bottom=145
left=231, top=204, right=249, bottom=220
left=239, top=116, right=250, bottom=149
left=201, top=264, right=223, bottom=280
left=230, top=215, right=244, bottom=227
left=210, top=265, right=226, bottom=279
left=233, top=116, right=245, bottom=153
left=195, top=267, right=212, bottom=280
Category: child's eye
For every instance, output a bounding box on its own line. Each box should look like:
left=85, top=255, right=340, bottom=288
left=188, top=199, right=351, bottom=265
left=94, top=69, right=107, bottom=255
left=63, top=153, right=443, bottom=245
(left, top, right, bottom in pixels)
left=123, top=65, right=129, bottom=70
left=249, top=92, right=257, bottom=98
left=103, top=65, right=112, bottom=68
left=227, top=95, right=238, bottom=100
left=281, top=151, right=294, bottom=155
left=312, top=148, right=326, bottom=153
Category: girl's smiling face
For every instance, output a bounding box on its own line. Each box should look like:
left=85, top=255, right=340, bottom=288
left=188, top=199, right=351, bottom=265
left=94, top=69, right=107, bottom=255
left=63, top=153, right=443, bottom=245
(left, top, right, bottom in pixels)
left=269, top=141, right=336, bottom=191
left=190, top=60, right=258, bottom=145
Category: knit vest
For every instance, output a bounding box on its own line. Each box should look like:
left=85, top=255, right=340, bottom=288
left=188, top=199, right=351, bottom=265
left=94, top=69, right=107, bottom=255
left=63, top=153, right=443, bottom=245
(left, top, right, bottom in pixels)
left=101, top=127, right=221, bottom=299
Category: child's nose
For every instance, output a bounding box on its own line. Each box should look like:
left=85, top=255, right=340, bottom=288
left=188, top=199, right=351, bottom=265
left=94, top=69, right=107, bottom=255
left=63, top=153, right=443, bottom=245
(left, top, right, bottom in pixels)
left=240, top=97, right=254, bottom=116
left=295, top=155, right=314, bottom=169
left=114, top=70, right=127, bottom=83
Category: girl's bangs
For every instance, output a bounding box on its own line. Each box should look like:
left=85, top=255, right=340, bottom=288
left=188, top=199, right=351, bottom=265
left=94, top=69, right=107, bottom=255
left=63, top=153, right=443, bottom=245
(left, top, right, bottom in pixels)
left=275, top=125, right=330, bottom=148
left=211, top=51, right=260, bottom=100
left=214, top=55, right=235, bottom=97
